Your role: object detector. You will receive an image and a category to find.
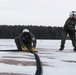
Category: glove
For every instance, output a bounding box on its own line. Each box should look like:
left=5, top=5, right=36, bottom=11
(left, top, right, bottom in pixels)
left=31, top=47, right=35, bottom=52
left=22, top=47, right=28, bottom=51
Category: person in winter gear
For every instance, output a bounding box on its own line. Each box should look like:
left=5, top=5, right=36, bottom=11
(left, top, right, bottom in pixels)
left=15, top=29, right=36, bottom=52
left=59, top=11, right=76, bottom=51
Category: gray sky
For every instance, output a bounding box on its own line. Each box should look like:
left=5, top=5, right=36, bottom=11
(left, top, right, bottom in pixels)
left=0, top=0, right=76, bottom=27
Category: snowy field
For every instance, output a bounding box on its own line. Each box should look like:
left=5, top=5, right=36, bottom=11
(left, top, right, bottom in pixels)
left=0, top=39, right=76, bottom=75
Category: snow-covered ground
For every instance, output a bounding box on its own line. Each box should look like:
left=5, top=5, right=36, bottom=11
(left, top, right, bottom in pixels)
left=0, top=39, right=76, bottom=75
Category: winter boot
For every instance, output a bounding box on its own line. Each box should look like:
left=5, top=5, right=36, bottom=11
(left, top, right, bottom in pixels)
left=59, top=47, right=64, bottom=51
left=73, top=47, right=76, bottom=52
left=17, top=47, right=22, bottom=51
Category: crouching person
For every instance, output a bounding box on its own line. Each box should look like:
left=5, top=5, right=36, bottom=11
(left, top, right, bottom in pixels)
left=15, top=29, right=36, bottom=52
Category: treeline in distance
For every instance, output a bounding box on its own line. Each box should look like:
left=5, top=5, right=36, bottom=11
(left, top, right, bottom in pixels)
left=0, top=25, right=63, bottom=39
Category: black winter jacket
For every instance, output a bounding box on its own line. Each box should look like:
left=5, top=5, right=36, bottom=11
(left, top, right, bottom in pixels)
left=64, top=17, right=76, bottom=32
left=19, top=32, right=36, bottom=48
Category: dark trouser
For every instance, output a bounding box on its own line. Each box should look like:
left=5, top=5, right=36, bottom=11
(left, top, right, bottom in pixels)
left=15, top=37, right=22, bottom=50
left=15, top=37, right=32, bottom=50
left=60, top=29, right=76, bottom=48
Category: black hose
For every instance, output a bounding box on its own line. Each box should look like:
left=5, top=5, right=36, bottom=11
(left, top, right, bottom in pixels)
left=30, top=51, right=43, bottom=75
left=0, top=49, right=43, bottom=75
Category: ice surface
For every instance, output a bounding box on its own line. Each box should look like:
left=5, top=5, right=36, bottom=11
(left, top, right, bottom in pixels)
left=0, top=39, right=76, bottom=75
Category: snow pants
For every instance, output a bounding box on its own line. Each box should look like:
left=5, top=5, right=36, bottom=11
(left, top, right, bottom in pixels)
left=15, top=37, right=22, bottom=50
left=60, top=29, right=76, bottom=48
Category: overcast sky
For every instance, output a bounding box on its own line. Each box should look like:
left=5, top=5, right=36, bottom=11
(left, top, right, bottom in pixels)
left=0, top=0, right=76, bottom=27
